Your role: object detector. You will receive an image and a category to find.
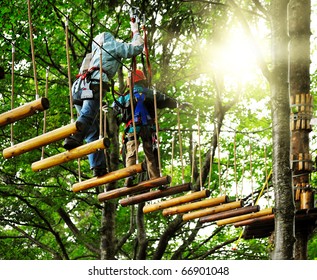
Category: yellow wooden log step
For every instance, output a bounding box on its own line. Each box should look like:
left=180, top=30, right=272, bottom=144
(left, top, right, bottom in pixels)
left=143, top=189, right=210, bottom=214
left=233, top=213, right=275, bottom=227
left=3, top=121, right=80, bottom=159
left=119, top=182, right=192, bottom=207
left=162, top=195, right=229, bottom=216
left=0, top=97, right=49, bottom=128
left=72, top=162, right=146, bottom=192
left=216, top=207, right=274, bottom=226
left=98, top=175, right=171, bottom=202
left=199, top=205, right=260, bottom=223
left=182, top=200, right=243, bottom=221
left=32, top=137, right=110, bottom=171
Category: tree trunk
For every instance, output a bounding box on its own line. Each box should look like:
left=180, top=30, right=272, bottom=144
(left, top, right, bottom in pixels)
left=288, top=0, right=312, bottom=260
left=270, top=0, right=295, bottom=260
left=136, top=202, right=148, bottom=259
left=100, top=108, right=120, bottom=260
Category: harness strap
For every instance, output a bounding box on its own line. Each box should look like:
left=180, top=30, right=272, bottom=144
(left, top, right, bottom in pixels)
left=76, top=66, right=109, bottom=80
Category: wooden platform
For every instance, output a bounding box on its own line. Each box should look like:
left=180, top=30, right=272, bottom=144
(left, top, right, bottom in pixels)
left=241, top=208, right=317, bottom=240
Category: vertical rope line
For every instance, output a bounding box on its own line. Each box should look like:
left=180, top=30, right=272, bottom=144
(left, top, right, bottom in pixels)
left=234, top=132, right=238, bottom=200
left=177, top=104, right=185, bottom=184
left=10, top=43, right=15, bottom=146
left=142, top=23, right=152, bottom=86
left=225, top=153, right=230, bottom=191
left=128, top=71, right=138, bottom=163
left=153, top=88, right=162, bottom=176
left=249, top=138, right=254, bottom=205
left=208, top=147, right=213, bottom=189
left=191, top=136, right=195, bottom=184
left=65, top=17, right=74, bottom=122
left=216, top=122, right=222, bottom=195
left=240, top=163, right=245, bottom=199
left=41, top=68, right=49, bottom=160
left=77, top=158, right=82, bottom=182
left=264, top=146, right=269, bottom=206
left=99, top=46, right=103, bottom=139
left=103, top=107, right=108, bottom=137
left=208, top=123, right=215, bottom=188
left=170, top=132, right=175, bottom=186
left=27, top=0, right=39, bottom=99
left=197, top=111, right=202, bottom=189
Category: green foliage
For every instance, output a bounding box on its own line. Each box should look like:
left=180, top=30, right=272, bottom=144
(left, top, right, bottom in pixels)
left=0, top=0, right=315, bottom=261
left=308, top=233, right=317, bottom=260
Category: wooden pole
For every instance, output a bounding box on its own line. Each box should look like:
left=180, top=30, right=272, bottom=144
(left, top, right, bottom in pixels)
left=216, top=207, right=274, bottom=226
left=98, top=175, right=171, bottom=202
left=0, top=97, right=49, bottom=128
left=182, top=200, right=243, bottom=222
left=72, top=162, right=146, bottom=192
left=3, top=121, right=80, bottom=159
left=199, top=205, right=260, bottom=224
left=143, top=189, right=210, bottom=214
left=32, top=138, right=110, bottom=172
left=233, top=213, right=275, bottom=227
left=119, top=182, right=192, bottom=207
left=162, top=195, right=229, bottom=216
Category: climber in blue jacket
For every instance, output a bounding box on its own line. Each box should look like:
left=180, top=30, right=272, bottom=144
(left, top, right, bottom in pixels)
left=63, top=20, right=144, bottom=177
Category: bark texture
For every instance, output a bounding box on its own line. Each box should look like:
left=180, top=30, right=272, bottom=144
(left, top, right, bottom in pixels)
left=271, top=0, right=296, bottom=260
left=288, top=0, right=312, bottom=260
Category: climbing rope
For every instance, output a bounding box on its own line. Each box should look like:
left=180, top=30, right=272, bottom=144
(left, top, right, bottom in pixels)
left=170, top=132, right=176, bottom=186
left=64, top=16, right=74, bottom=122
left=234, top=132, right=238, bottom=200
left=141, top=17, right=152, bottom=86
left=216, top=121, right=222, bottom=195
left=197, top=111, right=203, bottom=189
left=177, top=103, right=185, bottom=184
left=190, top=132, right=196, bottom=184
left=207, top=139, right=213, bottom=189
left=27, top=0, right=39, bottom=100
left=41, top=67, right=49, bottom=160
left=99, top=46, right=103, bottom=140
left=153, top=87, right=162, bottom=176
left=225, top=152, right=230, bottom=191
left=249, top=138, right=254, bottom=205
left=10, top=43, right=15, bottom=147
left=128, top=71, right=138, bottom=164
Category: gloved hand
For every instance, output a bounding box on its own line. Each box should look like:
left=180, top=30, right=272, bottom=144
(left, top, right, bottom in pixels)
left=130, top=21, right=139, bottom=33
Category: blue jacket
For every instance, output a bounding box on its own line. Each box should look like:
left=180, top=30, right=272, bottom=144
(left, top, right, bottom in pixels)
left=90, top=32, right=144, bottom=83
left=114, top=84, right=177, bottom=133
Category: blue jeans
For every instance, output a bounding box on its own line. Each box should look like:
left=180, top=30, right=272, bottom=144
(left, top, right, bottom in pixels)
left=74, top=87, right=106, bottom=170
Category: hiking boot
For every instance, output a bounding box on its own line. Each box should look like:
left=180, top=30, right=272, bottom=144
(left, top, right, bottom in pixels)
left=63, top=136, right=83, bottom=150
left=158, top=185, right=168, bottom=191
left=93, top=166, right=108, bottom=177
left=124, top=176, right=134, bottom=187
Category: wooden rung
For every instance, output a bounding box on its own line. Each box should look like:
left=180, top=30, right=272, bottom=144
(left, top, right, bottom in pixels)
left=233, top=213, right=275, bottom=227
left=32, top=137, right=110, bottom=172
left=199, top=205, right=260, bottom=224
left=162, top=195, right=229, bottom=217
left=142, top=189, right=210, bottom=214
left=0, top=97, right=49, bottom=127
left=216, top=207, right=274, bottom=226
left=3, top=121, right=81, bottom=159
left=119, top=182, right=192, bottom=207
left=98, top=175, right=171, bottom=202
left=72, top=162, right=146, bottom=192
left=182, top=200, right=243, bottom=222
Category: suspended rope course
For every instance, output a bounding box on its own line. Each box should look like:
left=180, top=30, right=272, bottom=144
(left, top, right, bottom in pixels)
left=0, top=1, right=294, bottom=247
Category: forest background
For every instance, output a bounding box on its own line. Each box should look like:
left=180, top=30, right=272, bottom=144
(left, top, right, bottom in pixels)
left=0, top=0, right=316, bottom=260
